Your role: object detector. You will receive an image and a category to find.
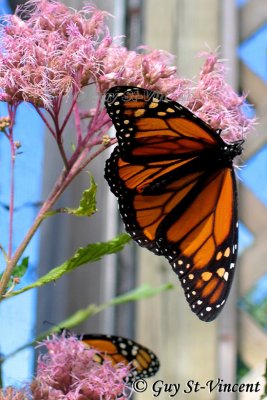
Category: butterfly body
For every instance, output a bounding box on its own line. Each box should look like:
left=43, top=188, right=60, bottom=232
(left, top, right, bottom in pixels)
left=105, top=86, right=243, bottom=322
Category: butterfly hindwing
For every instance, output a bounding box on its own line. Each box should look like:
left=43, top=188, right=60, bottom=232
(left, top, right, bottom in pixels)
left=168, top=168, right=238, bottom=321
left=105, top=86, right=242, bottom=322
left=80, top=334, right=160, bottom=383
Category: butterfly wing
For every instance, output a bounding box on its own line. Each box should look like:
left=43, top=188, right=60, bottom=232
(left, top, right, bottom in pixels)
left=80, top=334, right=160, bottom=382
left=105, top=86, right=239, bottom=322
left=105, top=86, right=222, bottom=163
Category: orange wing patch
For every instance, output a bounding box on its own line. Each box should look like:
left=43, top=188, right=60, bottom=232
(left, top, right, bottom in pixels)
left=106, top=86, right=220, bottom=160
left=80, top=334, right=160, bottom=382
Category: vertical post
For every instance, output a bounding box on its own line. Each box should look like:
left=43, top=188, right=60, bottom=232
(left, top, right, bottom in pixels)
left=139, top=3, right=219, bottom=400
left=218, top=1, right=238, bottom=399
left=100, top=0, right=127, bottom=333
left=113, top=0, right=142, bottom=338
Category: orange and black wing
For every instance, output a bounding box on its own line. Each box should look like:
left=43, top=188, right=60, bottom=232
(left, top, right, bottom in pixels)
left=104, top=86, right=240, bottom=322
left=105, top=86, right=222, bottom=163
left=80, top=334, right=160, bottom=382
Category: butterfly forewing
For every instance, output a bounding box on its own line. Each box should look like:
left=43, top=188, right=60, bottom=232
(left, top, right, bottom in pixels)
left=105, top=86, right=241, bottom=321
left=80, top=334, right=160, bottom=382
left=105, top=86, right=222, bottom=163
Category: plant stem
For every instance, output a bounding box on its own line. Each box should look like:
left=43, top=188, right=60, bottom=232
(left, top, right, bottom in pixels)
left=0, top=136, right=115, bottom=298
left=57, top=139, right=69, bottom=170
left=7, top=105, right=16, bottom=259
left=34, top=106, right=56, bottom=138
left=35, top=106, right=69, bottom=169
left=59, top=91, right=79, bottom=136
left=73, top=102, right=82, bottom=145
left=0, top=98, right=114, bottom=298
left=72, top=138, right=117, bottom=177
left=0, top=169, right=66, bottom=298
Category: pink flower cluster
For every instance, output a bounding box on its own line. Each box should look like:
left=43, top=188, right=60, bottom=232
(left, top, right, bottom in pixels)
left=0, top=334, right=131, bottom=400
left=0, top=0, right=254, bottom=142
left=0, top=0, right=112, bottom=107
left=31, top=333, right=130, bottom=399
left=186, top=52, right=254, bottom=142
left=0, top=387, right=27, bottom=400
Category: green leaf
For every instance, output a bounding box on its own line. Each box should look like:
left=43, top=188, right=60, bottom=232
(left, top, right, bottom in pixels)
left=64, top=174, right=97, bottom=217
left=12, top=257, right=29, bottom=278
left=2, top=282, right=173, bottom=361
left=40, top=283, right=173, bottom=334
left=7, top=234, right=131, bottom=298
left=44, top=174, right=97, bottom=218
left=0, top=257, right=29, bottom=289
left=107, top=282, right=174, bottom=307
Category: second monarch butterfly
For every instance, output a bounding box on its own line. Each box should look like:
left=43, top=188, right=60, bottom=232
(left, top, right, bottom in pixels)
left=78, top=333, right=160, bottom=383
left=104, top=86, right=244, bottom=322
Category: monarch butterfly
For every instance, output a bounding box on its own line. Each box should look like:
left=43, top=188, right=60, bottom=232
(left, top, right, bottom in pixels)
left=79, top=333, right=160, bottom=382
left=104, top=86, right=244, bottom=322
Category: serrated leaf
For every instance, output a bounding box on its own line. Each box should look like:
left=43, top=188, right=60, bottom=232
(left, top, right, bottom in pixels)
left=64, top=174, right=97, bottom=217
left=2, top=282, right=173, bottom=361
left=7, top=234, right=131, bottom=298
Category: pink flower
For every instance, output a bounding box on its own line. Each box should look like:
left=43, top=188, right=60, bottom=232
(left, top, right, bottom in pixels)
left=184, top=52, right=255, bottom=142
left=0, top=1, right=112, bottom=108
left=30, top=333, right=131, bottom=399
left=100, top=45, right=254, bottom=142
left=0, top=0, right=254, bottom=148
left=0, top=387, right=28, bottom=400
left=98, top=46, right=186, bottom=94
left=1, top=333, right=132, bottom=399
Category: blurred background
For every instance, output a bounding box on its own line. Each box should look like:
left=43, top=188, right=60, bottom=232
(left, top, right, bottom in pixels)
left=0, top=0, right=267, bottom=399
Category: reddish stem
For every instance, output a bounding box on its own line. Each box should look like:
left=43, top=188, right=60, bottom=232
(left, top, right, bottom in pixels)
left=34, top=107, right=56, bottom=138
left=59, top=91, right=79, bottom=136
left=38, top=99, right=70, bottom=170
left=86, top=95, right=102, bottom=138
left=0, top=93, right=114, bottom=297
left=76, top=138, right=117, bottom=174
left=0, top=137, right=116, bottom=298
left=73, top=102, right=82, bottom=145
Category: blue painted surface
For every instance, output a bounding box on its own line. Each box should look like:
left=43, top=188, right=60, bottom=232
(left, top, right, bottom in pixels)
left=239, top=145, right=267, bottom=207
left=0, top=0, right=11, bottom=15
left=236, top=0, right=248, bottom=7
left=0, top=96, right=44, bottom=384
left=238, top=23, right=267, bottom=84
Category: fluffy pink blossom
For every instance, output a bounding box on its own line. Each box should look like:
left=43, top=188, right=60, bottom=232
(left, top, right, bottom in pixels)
left=0, top=387, right=28, bottom=400
left=184, top=52, right=254, bottom=142
left=30, top=333, right=131, bottom=399
left=0, top=334, right=131, bottom=399
left=0, top=0, right=112, bottom=107
left=98, top=46, right=187, bottom=95
left=0, top=0, right=254, bottom=144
